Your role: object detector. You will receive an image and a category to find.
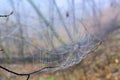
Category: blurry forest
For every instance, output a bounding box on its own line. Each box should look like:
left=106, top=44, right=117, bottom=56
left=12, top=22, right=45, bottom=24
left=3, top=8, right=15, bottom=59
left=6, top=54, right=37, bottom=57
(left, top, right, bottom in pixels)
left=0, top=0, right=120, bottom=80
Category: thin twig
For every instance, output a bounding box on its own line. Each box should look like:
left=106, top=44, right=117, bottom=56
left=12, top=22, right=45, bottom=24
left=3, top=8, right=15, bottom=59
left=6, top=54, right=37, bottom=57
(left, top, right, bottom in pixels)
left=0, top=11, right=14, bottom=17
left=0, top=65, right=57, bottom=80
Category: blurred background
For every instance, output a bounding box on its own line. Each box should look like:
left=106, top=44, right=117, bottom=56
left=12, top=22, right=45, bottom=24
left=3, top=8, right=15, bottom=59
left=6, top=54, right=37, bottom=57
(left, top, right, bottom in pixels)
left=0, top=0, right=120, bottom=80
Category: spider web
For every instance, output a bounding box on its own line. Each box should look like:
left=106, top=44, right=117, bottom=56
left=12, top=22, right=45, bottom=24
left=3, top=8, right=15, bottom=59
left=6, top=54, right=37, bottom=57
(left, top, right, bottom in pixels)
left=0, top=0, right=103, bottom=73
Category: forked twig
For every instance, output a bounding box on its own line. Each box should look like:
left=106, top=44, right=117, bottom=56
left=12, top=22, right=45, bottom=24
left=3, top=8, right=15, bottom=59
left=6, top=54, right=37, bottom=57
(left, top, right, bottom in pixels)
left=0, top=65, right=57, bottom=80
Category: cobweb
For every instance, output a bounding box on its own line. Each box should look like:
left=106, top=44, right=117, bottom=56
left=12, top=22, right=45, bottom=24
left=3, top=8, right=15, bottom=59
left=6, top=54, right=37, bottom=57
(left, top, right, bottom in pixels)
left=0, top=0, right=107, bottom=73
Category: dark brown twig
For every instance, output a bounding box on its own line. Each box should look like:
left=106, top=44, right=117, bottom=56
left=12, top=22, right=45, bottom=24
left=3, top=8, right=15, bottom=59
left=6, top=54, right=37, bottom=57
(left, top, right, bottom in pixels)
left=0, top=48, right=56, bottom=80
left=0, top=65, right=57, bottom=80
